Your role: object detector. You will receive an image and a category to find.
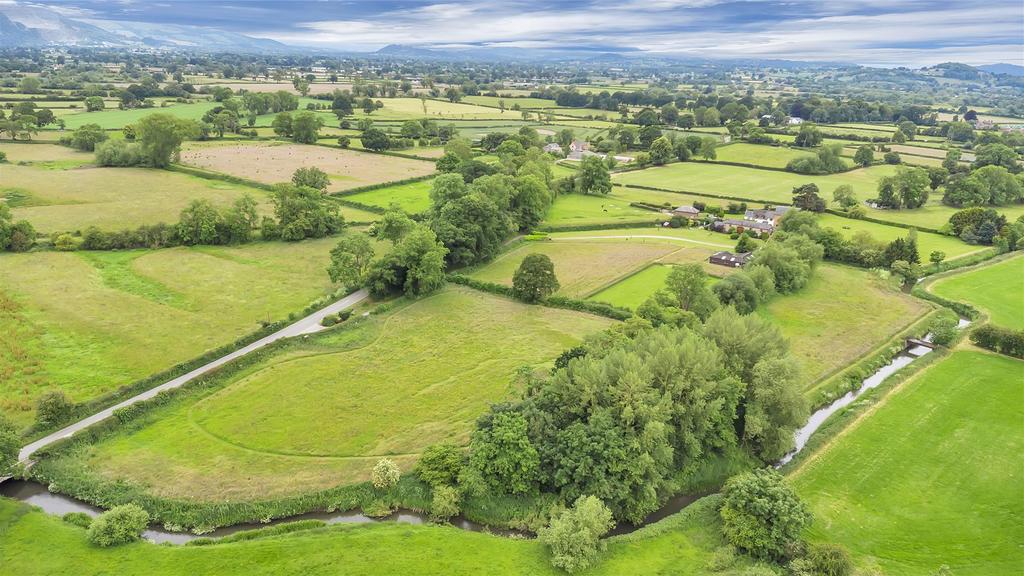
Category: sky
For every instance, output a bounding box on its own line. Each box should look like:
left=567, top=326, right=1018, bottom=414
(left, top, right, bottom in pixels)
left=14, top=0, right=1024, bottom=66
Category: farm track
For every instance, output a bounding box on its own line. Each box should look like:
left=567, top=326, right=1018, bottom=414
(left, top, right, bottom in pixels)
left=17, top=289, right=370, bottom=463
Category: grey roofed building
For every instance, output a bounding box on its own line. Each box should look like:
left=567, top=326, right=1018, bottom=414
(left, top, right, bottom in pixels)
left=709, top=251, right=753, bottom=267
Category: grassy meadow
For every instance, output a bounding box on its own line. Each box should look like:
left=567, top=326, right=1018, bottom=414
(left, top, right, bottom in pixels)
left=790, top=351, right=1024, bottom=576
left=711, top=143, right=817, bottom=168
left=587, top=262, right=722, bottom=310
left=815, top=213, right=983, bottom=260
left=0, top=239, right=339, bottom=427
left=614, top=161, right=898, bottom=205
left=178, top=142, right=436, bottom=192
left=468, top=238, right=692, bottom=298
left=759, top=264, right=931, bottom=391
left=930, top=255, right=1024, bottom=329
left=2, top=146, right=273, bottom=233
left=48, top=287, right=610, bottom=500
left=0, top=493, right=748, bottom=576
left=343, top=178, right=434, bottom=213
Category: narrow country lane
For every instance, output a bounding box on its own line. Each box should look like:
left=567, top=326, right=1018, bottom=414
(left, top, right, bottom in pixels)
left=17, top=289, right=370, bottom=463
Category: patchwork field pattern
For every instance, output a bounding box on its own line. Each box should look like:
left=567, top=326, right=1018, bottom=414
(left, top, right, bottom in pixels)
left=0, top=240, right=338, bottom=427
left=57, top=287, right=611, bottom=499
left=179, top=142, right=436, bottom=192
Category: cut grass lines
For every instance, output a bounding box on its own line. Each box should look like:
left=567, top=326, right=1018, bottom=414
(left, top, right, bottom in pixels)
left=759, top=264, right=930, bottom=391
left=61, top=287, right=610, bottom=500
left=0, top=239, right=338, bottom=427
left=930, top=255, right=1024, bottom=329
left=791, top=351, right=1024, bottom=576
left=179, top=142, right=435, bottom=192
left=468, top=239, right=684, bottom=298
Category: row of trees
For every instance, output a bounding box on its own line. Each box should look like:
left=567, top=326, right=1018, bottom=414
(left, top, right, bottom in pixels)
left=57, top=168, right=343, bottom=251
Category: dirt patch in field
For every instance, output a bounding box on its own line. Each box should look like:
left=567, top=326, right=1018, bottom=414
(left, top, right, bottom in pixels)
left=179, top=142, right=436, bottom=192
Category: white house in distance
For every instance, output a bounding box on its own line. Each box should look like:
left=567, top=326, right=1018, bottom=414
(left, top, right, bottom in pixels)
left=672, top=205, right=701, bottom=220
left=788, top=117, right=804, bottom=125
left=543, top=142, right=563, bottom=154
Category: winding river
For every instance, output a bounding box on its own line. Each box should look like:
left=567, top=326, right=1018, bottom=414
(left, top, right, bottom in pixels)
left=1, top=321, right=965, bottom=544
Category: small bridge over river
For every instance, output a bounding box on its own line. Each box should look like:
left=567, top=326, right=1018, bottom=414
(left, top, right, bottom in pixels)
left=906, top=338, right=937, bottom=350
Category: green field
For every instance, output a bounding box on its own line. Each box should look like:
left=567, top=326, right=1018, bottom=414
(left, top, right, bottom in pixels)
left=351, top=98, right=510, bottom=120
left=587, top=262, right=722, bottom=310
left=816, top=213, right=983, bottom=260
left=930, top=255, right=1024, bottom=329
left=57, top=101, right=225, bottom=130
left=469, top=237, right=707, bottom=298
left=543, top=191, right=658, bottom=227
left=0, top=492, right=746, bottom=576
left=614, top=162, right=898, bottom=205
left=759, top=264, right=930, bottom=391
left=791, top=351, right=1024, bottom=576
left=2, top=146, right=274, bottom=232
left=343, top=179, right=434, bottom=213
left=52, top=287, right=610, bottom=500
left=0, top=240, right=339, bottom=427
left=712, top=143, right=817, bottom=168
left=462, top=96, right=559, bottom=109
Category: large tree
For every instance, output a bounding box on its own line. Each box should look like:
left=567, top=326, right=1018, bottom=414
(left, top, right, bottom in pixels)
left=327, top=233, right=375, bottom=288
left=720, top=469, right=812, bottom=560
left=512, top=253, right=560, bottom=303
left=574, top=156, right=612, bottom=195
left=135, top=113, right=200, bottom=168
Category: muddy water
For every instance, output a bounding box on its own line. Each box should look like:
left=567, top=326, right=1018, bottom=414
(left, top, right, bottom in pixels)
left=2, top=324, right=964, bottom=543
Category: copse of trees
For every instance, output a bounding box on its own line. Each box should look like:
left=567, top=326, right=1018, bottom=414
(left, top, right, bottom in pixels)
left=459, top=310, right=807, bottom=525
left=61, top=123, right=108, bottom=151
left=943, top=165, right=1022, bottom=207
left=0, top=203, right=36, bottom=252
left=786, top=145, right=847, bottom=175
left=720, top=469, right=813, bottom=560
left=329, top=207, right=448, bottom=298
left=875, top=166, right=930, bottom=209
left=94, top=113, right=199, bottom=168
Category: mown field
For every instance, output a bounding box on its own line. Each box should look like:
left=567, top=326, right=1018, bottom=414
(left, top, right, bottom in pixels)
left=178, top=142, right=436, bottom=192
left=462, top=96, right=559, bottom=109
left=614, top=161, right=898, bottom=205
left=543, top=191, right=658, bottom=227
left=0, top=240, right=339, bottom=427
left=759, top=264, right=930, bottom=391
left=930, top=255, right=1024, bottom=329
left=790, top=351, right=1024, bottom=576
left=343, top=178, right=434, bottom=213
left=0, top=492, right=747, bottom=576
left=468, top=238, right=698, bottom=298
left=49, top=287, right=610, bottom=499
left=350, top=98, right=511, bottom=120
left=815, top=214, right=983, bottom=260
left=711, top=143, right=817, bottom=169
left=1, top=144, right=274, bottom=232
left=587, top=262, right=722, bottom=310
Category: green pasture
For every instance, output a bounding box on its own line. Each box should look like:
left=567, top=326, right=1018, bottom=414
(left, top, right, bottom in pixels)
left=614, top=162, right=899, bottom=205
left=0, top=239, right=339, bottom=427
left=57, top=101, right=223, bottom=130
left=56, top=287, right=610, bottom=500
left=930, top=255, right=1024, bottom=329
left=0, top=493, right=746, bottom=576
left=587, top=262, right=722, bottom=310
left=759, top=264, right=930, bottom=390
left=342, top=179, right=434, bottom=213
left=711, top=143, right=816, bottom=169
left=543, top=191, right=658, bottom=227
left=791, top=351, right=1024, bottom=576
left=816, top=213, right=982, bottom=260
left=468, top=239, right=685, bottom=298
left=2, top=154, right=274, bottom=233
left=352, top=98, right=510, bottom=120
left=462, top=96, right=559, bottom=109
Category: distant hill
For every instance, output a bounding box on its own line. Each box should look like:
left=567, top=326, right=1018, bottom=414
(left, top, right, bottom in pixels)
left=0, top=3, right=288, bottom=53
left=978, top=63, right=1024, bottom=77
